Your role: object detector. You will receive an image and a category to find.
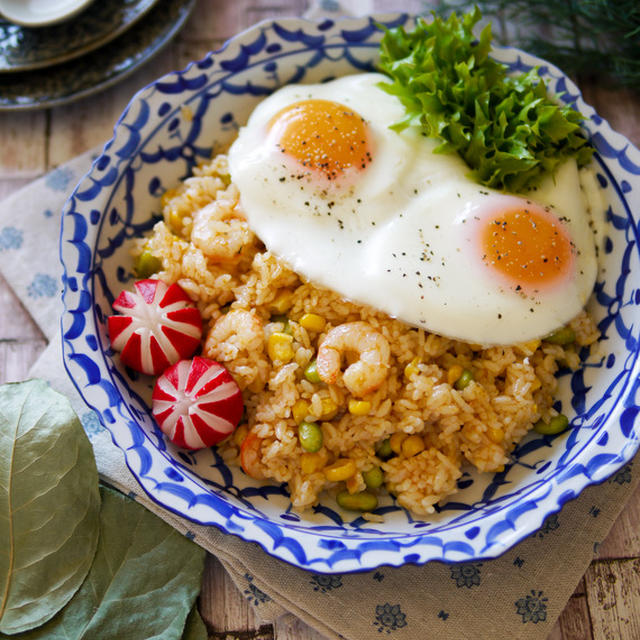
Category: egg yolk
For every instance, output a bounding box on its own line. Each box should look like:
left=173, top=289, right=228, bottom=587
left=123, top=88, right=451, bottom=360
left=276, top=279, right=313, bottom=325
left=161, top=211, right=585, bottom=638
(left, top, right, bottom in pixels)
left=480, top=204, right=574, bottom=291
left=268, top=99, right=372, bottom=181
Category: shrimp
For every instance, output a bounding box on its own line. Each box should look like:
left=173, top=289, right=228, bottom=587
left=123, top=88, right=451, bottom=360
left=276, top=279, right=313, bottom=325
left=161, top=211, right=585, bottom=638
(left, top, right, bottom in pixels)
left=191, top=191, right=255, bottom=263
left=204, top=309, right=269, bottom=391
left=205, top=309, right=264, bottom=359
left=240, top=430, right=266, bottom=479
left=316, top=321, right=390, bottom=397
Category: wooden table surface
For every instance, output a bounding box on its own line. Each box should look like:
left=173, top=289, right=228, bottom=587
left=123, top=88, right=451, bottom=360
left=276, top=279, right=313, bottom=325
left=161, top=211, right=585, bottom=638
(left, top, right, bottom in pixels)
left=1, top=1, right=639, bottom=638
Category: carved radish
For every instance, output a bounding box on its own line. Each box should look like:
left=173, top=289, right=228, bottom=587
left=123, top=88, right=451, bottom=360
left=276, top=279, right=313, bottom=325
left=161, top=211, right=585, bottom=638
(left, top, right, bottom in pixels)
left=108, top=279, right=202, bottom=376
left=152, top=357, right=244, bottom=449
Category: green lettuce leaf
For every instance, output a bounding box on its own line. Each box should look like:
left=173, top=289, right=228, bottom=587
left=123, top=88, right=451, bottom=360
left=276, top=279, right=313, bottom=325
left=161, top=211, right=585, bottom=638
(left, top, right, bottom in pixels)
left=0, top=380, right=100, bottom=634
left=5, top=486, right=206, bottom=640
left=378, top=8, right=593, bottom=192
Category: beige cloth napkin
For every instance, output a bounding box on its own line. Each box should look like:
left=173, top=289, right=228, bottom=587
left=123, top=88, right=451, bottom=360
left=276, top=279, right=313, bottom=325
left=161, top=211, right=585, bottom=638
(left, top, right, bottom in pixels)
left=0, top=142, right=637, bottom=640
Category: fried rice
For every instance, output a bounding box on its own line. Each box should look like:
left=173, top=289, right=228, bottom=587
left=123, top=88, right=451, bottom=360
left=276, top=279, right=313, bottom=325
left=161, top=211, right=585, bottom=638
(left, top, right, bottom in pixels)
left=136, top=154, right=599, bottom=516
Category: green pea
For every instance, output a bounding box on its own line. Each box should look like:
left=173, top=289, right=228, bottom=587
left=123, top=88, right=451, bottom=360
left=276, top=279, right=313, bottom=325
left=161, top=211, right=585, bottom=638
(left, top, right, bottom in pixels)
left=375, top=438, right=393, bottom=460
left=544, top=326, right=576, bottom=345
left=304, top=360, right=322, bottom=383
left=362, top=466, right=384, bottom=489
left=298, top=421, right=323, bottom=452
left=533, top=414, right=570, bottom=435
left=336, top=490, right=378, bottom=512
left=454, top=368, right=474, bottom=390
left=134, top=251, right=162, bottom=278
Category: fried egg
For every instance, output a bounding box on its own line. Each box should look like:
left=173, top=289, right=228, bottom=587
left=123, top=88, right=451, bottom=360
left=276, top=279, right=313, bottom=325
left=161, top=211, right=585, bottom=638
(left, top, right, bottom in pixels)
left=228, top=73, right=599, bottom=345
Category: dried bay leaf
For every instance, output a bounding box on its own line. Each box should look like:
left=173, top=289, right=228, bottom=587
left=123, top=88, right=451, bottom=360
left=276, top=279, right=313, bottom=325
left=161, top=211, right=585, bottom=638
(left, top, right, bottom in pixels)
left=9, top=486, right=206, bottom=640
left=181, top=605, right=208, bottom=640
left=0, top=380, right=100, bottom=635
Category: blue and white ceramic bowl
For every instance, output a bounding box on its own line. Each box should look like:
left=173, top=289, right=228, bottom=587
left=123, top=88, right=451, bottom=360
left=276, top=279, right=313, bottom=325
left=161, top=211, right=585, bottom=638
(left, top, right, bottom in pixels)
left=60, top=14, right=640, bottom=573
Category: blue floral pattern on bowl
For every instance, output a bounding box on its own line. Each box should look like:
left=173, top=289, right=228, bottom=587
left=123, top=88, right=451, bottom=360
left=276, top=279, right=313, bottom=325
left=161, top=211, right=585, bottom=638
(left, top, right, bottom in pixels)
left=60, top=14, right=640, bottom=573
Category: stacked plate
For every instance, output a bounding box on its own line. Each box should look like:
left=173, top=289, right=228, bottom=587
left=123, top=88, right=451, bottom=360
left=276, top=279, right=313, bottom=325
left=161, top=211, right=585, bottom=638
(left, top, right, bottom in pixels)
left=0, top=0, right=196, bottom=110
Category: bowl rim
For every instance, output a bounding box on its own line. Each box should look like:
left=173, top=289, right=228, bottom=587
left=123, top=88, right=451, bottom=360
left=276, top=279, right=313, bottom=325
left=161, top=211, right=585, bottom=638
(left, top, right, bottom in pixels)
left=60, top=12, right=640, bottom=572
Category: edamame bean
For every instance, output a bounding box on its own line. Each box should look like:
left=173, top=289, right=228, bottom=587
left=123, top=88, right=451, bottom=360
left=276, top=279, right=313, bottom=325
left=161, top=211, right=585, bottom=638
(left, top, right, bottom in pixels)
left=304, top=360, right=322, bottom=383
left=134, top=251, right=162, bottom=278
left=362, top=466, right=384, bottom=489
left=454, top=368, right=474, bottom=390
left=533, top=414, right=569, bottom=435
left=336, top=490, right=378, bottom=512
left=298, top=421, right=323, bottom=452
left=544, top=326, right=576, bottom=345
left=375, top=438, right=393, bottom=460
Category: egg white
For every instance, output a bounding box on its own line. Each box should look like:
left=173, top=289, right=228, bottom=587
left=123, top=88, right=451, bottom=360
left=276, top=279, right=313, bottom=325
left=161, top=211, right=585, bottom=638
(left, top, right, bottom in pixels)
left=228, top=73, right=599, bottom=345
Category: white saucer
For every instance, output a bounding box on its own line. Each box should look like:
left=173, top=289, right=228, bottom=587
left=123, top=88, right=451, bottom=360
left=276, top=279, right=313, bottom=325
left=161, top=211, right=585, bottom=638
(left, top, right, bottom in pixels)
left=0, top=0, right=94, bottom=27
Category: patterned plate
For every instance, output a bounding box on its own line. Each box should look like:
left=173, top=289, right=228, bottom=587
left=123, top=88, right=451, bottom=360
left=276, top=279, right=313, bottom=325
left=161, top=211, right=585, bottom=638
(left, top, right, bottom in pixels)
left=60, top=14, right=640, bottom=573
left=0, top=0, right=159, bottom=73
left=0, top=0, right=194, bottom=110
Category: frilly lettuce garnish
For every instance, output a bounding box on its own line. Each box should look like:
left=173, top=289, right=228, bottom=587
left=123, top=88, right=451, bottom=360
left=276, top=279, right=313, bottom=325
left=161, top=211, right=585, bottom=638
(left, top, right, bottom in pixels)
left=377, top=8, right=594, bottom=192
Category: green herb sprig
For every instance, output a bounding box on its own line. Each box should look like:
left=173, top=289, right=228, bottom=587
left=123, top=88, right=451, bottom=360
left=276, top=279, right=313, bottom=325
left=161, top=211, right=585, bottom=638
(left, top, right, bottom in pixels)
left=377, top=8, right=593, bottom=192
left=436, top=0, right=640, bottom=91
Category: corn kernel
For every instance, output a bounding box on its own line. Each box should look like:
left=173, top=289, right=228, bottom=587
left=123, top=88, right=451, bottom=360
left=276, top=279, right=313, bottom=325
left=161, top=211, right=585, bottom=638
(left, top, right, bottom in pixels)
left=487, top=427, right=504, bottom=443
left=299, top=313, right=326, bottom=332
left=495, top=465, right=505, bottom=473
left=168, top=210, right=182, bottom=231
left=324, top=458, right=357, bottom=482
left=161, top=188, right=178, bottom=208
left=267, top=332, right=294, bottom=362
left=300, top=452, right=324, bottom=474
left=401, top=435, right=425, bottom=457
left=530, top=378, right=542, bottom=392
left=269, top=289, right=294, bottom=314
left=233, top=424, right=248, bottom=447
left=404, top=357, right=420, bottom=379
left=348, top=399, right=371, bottom=416
left=292, top=399, right=310, bottom=424
left=319, top=397, right=338, bottom=420
left=447, top=364, right=464, bottom=386
left=389, top=432, right=408, bottom=454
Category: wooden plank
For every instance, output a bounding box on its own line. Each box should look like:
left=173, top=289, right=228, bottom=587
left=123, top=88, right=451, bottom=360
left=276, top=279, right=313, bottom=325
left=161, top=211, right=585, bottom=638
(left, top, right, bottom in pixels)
left=546, top=619, right=564, bottom=640
left=362, top=0, right=427, bottom=14
left=572, top=576, right=587, bottom=598
left=557, top=595, right=594, bottom=640
left=273, top=616, right=328, bottom=640
left=585, top=559, right=640, bottom=640
left=199, top=555, right=265, bottom=633
left=580, top=84, right=640, bottom=147
left=596, top=481, right=640, bottom=559
left=174, top=40, right=226, bottom=70
left=245, top=0, right=309, bottom=27
left=183, top=0, right=243, bottom=41
left=0, top=111, right=47, bottom=178
left=47, top=48, right=177, bottom=167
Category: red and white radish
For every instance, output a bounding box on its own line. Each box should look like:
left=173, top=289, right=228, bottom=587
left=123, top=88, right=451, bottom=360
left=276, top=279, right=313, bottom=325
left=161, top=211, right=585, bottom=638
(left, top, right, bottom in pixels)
left=108, top=279, right=202, bottom=375
left=152, top=357, right=244, bottom=449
